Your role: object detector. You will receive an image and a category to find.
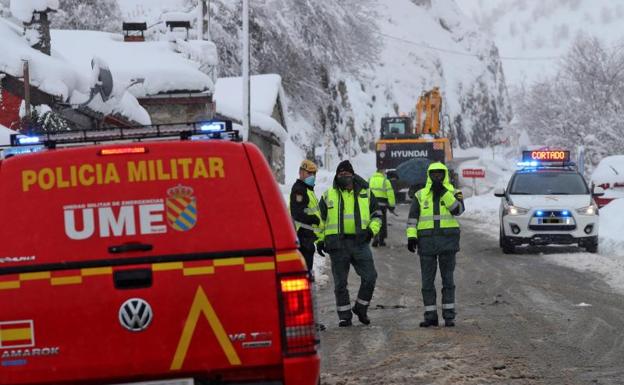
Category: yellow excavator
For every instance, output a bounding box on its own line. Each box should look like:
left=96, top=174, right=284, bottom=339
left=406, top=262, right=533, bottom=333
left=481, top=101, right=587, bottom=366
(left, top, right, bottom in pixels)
left=375, top=87, right=455, bottom=200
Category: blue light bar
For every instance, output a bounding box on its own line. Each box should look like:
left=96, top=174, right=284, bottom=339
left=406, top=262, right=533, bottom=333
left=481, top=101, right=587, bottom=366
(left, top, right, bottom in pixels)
left=561, top=210, right=570, bottom=217
left=2, top=145, right=45, bottom=158
left=536, top=210, right=544, bottom=217
left=200, top=121, right=226, bottom=132
left=17, top=135, right=42, bottom=145
left=517, top=161, right=539, bottom=167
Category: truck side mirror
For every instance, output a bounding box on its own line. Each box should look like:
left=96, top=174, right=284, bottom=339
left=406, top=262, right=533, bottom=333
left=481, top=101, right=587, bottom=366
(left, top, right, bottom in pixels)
left=592, top=186, right=605, bottom=197
left=494, top=188, right=505, bottom=197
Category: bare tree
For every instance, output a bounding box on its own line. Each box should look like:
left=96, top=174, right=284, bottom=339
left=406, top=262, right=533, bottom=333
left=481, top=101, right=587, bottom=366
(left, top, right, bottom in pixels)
left=515, top=34, right=624, bottom=167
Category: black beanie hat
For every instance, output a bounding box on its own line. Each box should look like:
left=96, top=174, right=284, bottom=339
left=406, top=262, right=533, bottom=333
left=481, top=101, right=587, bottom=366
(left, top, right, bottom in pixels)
left=336, top=160, right=354, bottom=175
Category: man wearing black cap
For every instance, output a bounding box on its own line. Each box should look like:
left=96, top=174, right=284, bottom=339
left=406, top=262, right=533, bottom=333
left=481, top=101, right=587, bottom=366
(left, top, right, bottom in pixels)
left=317, top=160, right=383, bottom=327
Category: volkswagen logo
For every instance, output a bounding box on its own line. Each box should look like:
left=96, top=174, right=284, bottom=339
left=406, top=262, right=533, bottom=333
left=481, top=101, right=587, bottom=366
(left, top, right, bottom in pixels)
left=119, top=298, right=153, bottom=332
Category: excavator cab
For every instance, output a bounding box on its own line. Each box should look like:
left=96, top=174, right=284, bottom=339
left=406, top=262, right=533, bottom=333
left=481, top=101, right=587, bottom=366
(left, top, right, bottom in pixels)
left=375, top=87, right=455, bottom=201
left=380, top=116, right=413, bottom=139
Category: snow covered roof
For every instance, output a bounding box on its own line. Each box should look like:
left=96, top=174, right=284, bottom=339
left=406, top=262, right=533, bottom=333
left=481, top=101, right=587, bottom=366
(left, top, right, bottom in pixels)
left=0, top=18, right=150, bottom=124
left=51, top=30, right=214, bottom=98
left=10, top=0, right=58, bottom=23
left=591, top=155, right=624, bottom=186
left=214, top=74, right=286, bottom=141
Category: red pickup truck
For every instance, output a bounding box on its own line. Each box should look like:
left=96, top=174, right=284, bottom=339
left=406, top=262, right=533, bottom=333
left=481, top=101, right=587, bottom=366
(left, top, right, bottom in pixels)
left=0, top=124, right=320, bottom=385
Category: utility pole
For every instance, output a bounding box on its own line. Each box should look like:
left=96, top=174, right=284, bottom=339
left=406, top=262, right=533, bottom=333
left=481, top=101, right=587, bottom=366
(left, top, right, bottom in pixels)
left=242, top=0, right=250, bottom=133
left=22, top=59, right=31, bottom=132
left=199, top=0, right=210, bottom=40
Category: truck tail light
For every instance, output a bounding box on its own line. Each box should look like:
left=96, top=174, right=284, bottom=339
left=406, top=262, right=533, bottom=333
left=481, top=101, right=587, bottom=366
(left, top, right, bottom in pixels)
left=279, top=273, right=318, bottom=355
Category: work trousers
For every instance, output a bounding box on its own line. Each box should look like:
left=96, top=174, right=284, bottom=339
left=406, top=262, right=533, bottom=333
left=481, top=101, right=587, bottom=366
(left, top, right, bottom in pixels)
left=420, top=251, right=456, bottom=321
left=298, top=236, right=316, bottom=275
left=329, top=238, right=378, bottom=320
left=377, top=205, right=388, bottom=242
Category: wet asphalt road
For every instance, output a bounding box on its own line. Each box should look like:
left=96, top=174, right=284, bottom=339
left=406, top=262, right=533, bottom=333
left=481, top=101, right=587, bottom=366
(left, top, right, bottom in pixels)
left=316, top=204, right=624, bottom=385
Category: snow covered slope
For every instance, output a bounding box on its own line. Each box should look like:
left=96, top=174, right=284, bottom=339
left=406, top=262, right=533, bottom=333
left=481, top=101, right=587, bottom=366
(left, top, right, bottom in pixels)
left=457, top=0, right=624, bottom=86
left=327, top=0, right=511, bottom=159
left=117, top=0, right=511, bottom=165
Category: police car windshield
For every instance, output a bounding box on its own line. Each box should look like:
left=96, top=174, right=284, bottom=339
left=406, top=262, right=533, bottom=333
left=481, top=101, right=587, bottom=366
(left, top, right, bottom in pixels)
left=510, top=172, right=589, bottom=195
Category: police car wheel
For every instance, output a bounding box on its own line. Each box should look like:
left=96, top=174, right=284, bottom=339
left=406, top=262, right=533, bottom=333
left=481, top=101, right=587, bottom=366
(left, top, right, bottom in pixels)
left=584, top=239, right=598, bottom=253
left=500, top=227, right=515, bottom=254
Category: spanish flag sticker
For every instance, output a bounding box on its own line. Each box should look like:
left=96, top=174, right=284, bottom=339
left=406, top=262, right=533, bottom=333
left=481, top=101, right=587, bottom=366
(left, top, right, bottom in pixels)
left=0, top=320, right=34, bottom=348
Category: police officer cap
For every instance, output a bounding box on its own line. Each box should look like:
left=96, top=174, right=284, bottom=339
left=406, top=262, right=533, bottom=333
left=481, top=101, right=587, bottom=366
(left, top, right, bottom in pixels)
left=336, top=160, right=354, bottom=175
left=300, top=159, right=318, bottom=173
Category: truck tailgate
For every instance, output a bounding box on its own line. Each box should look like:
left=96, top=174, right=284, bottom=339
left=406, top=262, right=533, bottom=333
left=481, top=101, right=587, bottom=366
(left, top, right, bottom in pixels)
left=0, top=253, right=283, bottom=384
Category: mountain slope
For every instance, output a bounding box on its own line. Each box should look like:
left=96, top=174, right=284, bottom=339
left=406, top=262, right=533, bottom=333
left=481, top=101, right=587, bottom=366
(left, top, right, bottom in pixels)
left=457, top=0, right=624, bottom=86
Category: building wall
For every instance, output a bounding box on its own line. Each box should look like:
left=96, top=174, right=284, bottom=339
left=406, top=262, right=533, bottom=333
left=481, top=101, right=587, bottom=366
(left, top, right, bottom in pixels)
left=0, top=89, right=21, bottom=129
left=248, top=127, right=285, bottom=184
left=138, top=95, right=213, bottom=124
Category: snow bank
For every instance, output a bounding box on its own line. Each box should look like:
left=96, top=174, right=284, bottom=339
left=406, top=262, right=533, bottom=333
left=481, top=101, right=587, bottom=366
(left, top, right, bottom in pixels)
left=591, top=155, right=624, bottom=187
left=10, top=0, right=58, bottom=23
left=214, top=75, right=287, bottom=142
left=597, top=199, right=624, bottom=257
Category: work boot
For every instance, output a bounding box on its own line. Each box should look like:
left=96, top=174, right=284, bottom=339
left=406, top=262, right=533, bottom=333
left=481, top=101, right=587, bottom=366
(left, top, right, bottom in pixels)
left=352, top=304, right=371, bottom=325
left=444, top=320, right=455, bottom=327
left=419, top=319, right=439, bottom=328
left=338, top=319, right=352, bottom=327
left=419, top=310, right=438, bottom=328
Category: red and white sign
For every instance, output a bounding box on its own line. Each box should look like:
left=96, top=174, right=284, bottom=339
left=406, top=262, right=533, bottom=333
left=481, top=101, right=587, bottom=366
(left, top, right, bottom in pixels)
left=462, top=168, right=485, bottom=178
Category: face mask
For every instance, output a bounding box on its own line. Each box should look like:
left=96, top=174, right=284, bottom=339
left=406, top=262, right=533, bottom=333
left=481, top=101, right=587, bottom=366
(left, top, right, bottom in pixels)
left=304, top=175, right=316, bottom=187
left=431, top=180, right=444, bottom=193
left=337, top=175, right=353, bottom=189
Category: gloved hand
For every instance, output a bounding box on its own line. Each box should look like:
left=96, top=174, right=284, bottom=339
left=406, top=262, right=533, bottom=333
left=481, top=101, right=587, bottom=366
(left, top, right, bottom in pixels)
left=407, top=237, right=418, bottom=253
left=454, top=191, right=464, bottom=201
left=365, top=228, right=374, bottom=243
left=316, top=241, right=326, bottom=257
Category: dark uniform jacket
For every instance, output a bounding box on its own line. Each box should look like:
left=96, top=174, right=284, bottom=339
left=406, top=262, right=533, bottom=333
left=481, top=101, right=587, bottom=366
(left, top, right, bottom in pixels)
left=290, top=179, right=320, bottom=241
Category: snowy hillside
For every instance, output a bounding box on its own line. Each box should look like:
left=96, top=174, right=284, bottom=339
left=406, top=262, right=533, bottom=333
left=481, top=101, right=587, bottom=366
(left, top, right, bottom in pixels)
left=332, top=0, right=511, bottom=159
left=117, top=0, right=511, bottom=167
left=457, top=0, right=624, bottom=86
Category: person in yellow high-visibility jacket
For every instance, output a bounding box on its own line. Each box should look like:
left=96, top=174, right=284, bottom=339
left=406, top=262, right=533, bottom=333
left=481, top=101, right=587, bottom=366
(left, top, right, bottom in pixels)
left=369, top=169, right=396, bottom=247
left=406, top=162, right=464, bottom=328
left=317, top=160, right=382, bottom=327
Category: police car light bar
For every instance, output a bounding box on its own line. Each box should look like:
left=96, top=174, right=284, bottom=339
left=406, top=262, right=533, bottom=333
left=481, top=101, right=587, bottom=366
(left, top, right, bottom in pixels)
left=522, top=150, right=570, bottom=163
left=9, top=120, right=239, bottom=148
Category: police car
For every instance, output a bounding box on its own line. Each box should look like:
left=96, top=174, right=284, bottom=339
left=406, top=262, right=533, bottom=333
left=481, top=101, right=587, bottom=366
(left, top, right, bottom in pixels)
left=495, top=150, right=604, bottom=254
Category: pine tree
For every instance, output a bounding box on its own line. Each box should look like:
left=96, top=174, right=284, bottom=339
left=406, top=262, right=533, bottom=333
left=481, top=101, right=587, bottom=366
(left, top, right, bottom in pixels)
left=50, top=0, right=122, bottom=32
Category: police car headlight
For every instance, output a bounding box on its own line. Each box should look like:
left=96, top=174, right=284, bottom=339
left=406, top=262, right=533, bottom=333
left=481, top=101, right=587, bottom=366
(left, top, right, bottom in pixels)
left=504, top=204, right=529, bottom=216
left=576, top=204, right=598, bottom=216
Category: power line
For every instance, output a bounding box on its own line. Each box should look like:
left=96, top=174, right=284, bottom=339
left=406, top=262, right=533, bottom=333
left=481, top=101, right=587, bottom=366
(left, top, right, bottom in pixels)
left=375, top=31, right=560, bottom=61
